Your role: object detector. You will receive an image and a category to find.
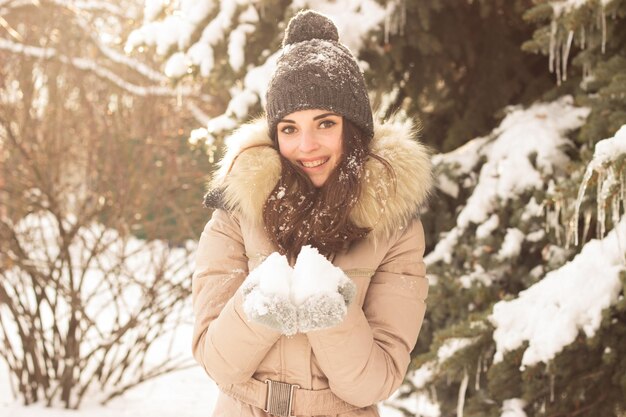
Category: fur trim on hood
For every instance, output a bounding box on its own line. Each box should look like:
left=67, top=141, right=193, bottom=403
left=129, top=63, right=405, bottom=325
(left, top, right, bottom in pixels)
left=205, top=117, right=433, bottom=237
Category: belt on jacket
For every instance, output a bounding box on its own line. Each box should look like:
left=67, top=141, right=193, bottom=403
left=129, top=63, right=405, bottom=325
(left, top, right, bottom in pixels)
left=220, top=377, right=360, bottom=417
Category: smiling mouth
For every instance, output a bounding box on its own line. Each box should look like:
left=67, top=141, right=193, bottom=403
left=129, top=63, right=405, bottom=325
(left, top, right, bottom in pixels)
left=299, top=158, right=329, bottom=168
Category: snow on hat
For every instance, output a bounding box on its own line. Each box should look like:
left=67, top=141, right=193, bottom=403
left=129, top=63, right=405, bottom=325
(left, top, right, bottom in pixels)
left=265, top=10, right=374, bottom=138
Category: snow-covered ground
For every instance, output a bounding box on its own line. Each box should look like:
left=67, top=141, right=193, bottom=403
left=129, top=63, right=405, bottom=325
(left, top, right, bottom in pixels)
left=0, top=358, right=402, bottom=416
left=0, top=358, right=218, bottom=416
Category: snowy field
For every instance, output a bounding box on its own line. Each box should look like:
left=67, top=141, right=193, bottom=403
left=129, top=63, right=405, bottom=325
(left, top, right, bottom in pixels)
left=0, top=348, right=219, bottom=417
left=0, top=351, right=404, bottom=417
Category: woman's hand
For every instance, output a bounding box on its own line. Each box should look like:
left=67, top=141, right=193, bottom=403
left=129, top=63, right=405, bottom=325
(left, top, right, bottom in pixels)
left=292, top=246, right=356, bottom=333
left=241, top=253, right=298, bottom=336
left=240, top=246, right=356, bottom=335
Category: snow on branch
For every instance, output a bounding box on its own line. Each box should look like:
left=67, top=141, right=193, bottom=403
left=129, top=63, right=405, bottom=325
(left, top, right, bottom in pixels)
left=550, top=0, right=615, bottom=17
left=39, top=0, right=169, bottom=83
left=57, top=0, right=134, bottom=18
left=1, top=0, right=135, bottom=19
left=0, top=38, right=213, bottom=102
left=590, top=125, right=626, bottom=167
left=490, top=215, right=625, bottom=368
left=426, top=97, right=590, bottom=270
left=0, top=37, right=55, bottom=58
left=501, top=399, right=527, bottom=417
left=383, top=334, right=482, bottom=417
left=73, top=18, right=169, bottom=84
left=125, top=0, right=218, bottom=58
left=456, top=97, right=588, bottom=229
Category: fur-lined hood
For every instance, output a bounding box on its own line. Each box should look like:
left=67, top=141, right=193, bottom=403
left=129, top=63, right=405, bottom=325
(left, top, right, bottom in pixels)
left=205, top=117, right=433, bottom=237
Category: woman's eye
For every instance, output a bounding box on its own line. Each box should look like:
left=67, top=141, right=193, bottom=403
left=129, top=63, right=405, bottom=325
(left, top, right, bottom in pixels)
left=280, top=125, right=296, bottom=134
left=319, top=120, right=336, bottom=129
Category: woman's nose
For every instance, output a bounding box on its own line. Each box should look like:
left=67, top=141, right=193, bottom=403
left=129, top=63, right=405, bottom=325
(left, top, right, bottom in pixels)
left=298, top=129, right=319, bottom=152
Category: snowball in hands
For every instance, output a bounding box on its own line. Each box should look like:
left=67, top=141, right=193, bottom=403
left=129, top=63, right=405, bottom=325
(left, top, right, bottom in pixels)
left=292, top=245, right=355, bottom=305
left=241, top=246, right=356, bottom=334
left=241, top=252, right=297, bottom=336
left=254, top=252, right=292, bottom=300
left=292, top=246, right=356, bottom=332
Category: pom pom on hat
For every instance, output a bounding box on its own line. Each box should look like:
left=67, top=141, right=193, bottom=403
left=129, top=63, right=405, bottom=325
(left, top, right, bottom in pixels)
left=283, top=10, right=339, bottom=46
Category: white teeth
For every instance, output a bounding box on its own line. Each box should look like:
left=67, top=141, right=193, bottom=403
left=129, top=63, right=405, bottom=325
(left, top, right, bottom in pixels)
left=301, top=158, right=328, bottom=168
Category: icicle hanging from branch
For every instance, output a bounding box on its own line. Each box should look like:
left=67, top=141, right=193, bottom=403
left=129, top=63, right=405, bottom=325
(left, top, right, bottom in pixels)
left=457, top=368, right=469, bottom=417
left=597, top=168, right=607, bottom=238
left=384, top=0, right=407, bottom=44
left=475, top=352, right=482, bottom=391
left=562, top=30, right=574, bottom=81
left=570, top=125, right=626, bottom=245
left=548, top=0, right=615, bottom=84
left=601, top=4, right=607, bottom=54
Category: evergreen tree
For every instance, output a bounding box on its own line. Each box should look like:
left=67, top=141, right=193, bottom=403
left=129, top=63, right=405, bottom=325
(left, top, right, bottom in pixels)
left=363, top=0, right=554, bottom=152
left=399, top=1, right=626, bottom=416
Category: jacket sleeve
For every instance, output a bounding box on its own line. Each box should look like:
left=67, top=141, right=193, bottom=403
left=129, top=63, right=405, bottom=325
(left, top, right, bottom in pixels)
left=191, top=208, right=281, bottom=386
left=306, top=217, right=428, bottom=408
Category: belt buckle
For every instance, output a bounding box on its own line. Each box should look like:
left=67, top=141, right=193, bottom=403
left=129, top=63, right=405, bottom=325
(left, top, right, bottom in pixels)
left=263, top=379, right=300, bottom=417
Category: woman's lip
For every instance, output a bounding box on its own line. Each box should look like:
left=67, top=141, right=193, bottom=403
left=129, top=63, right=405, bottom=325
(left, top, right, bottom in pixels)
left=299, top=157, right=330, bottom=169
left=298, top=157, right=329, bottom=163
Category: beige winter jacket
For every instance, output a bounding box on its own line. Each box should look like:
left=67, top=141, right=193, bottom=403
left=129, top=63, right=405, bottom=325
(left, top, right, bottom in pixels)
left=192, top=118, right=432, bottom=417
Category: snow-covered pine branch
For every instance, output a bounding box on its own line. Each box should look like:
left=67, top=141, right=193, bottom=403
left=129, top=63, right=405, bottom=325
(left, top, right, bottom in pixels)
left=405, top=95, right=609, bottom=416
left=426, top=96, right=590, bottom=281
left=490, top=214, right=625, bottom=368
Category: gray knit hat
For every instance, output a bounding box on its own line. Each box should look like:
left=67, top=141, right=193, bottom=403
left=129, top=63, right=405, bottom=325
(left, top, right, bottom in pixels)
left=265, top=10, right=374, bottom=139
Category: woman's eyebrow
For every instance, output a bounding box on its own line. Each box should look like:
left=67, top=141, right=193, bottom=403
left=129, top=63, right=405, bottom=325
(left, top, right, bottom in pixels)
left=313, top=112, right=340, bottom=120
left=278, top=112, right=340, bottom=124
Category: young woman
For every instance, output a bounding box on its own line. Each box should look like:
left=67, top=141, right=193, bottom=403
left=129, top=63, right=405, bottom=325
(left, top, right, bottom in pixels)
left=192, top=10, right=433, bottom=417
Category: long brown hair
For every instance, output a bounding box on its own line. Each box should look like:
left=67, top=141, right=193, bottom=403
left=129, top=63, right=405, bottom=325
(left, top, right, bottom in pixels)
left=263, top=118, right=394, bottom=261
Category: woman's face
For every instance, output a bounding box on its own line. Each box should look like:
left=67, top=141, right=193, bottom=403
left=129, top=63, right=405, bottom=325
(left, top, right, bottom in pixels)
left=276, top=109, right=343, bottom=188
